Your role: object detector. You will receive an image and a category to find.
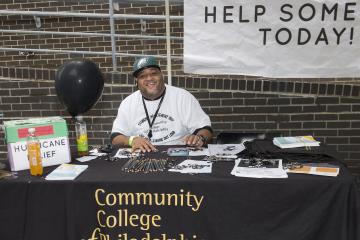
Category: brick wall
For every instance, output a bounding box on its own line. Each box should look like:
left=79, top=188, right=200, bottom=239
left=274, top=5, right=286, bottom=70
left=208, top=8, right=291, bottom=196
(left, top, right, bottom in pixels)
left=0, top=0, right=184, bottom=73
left=0, top=1, right=360, bottom=179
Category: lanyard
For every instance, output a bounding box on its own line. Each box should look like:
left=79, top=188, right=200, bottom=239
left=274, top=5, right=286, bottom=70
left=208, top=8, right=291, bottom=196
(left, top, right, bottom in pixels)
left=141, top=88, right=166, bottom=139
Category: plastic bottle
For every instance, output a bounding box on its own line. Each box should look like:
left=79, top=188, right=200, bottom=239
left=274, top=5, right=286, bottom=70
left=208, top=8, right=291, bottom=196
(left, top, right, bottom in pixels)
left=27, top=128, right=43, bottom=176
left=75, top=115, right=89, bottom=157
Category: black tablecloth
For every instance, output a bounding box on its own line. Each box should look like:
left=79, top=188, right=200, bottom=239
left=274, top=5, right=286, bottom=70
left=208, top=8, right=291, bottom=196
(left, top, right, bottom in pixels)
left=0, top=143, right=359, bottom=240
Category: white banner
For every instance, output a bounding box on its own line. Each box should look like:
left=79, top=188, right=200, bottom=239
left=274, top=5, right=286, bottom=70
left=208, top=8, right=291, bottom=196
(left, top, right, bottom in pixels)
left=184, top=0, right=360, bottom=78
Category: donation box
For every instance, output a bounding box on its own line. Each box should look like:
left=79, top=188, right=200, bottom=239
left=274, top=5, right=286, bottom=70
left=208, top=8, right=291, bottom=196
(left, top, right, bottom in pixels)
left=4, top=117, right=71, bottom=171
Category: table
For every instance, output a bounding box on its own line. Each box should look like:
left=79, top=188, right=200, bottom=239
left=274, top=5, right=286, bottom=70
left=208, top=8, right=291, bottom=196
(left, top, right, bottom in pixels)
left=0, top=142, right=359, bottom=240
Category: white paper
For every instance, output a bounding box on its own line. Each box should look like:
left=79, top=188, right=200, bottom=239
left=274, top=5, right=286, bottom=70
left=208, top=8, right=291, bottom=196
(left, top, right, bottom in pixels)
left=76, top=155, right=98, bottom=162
left=169, top=159, right=213, bottom=174
left=89, top=148, right=99, bottom=154
left=45, top=164, right=88, bottom=180
left=8, top=137, right=71, bottom=171
left=231, top=159, right=288, bottom=178
left=208, top=144, right=245, bottom=157
left=90, top=152, right=107, bottom=157
left=184, top=0, right=360, bottom=78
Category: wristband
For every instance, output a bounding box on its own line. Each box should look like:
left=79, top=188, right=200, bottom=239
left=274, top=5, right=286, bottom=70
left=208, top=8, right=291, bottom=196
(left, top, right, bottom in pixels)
left=128, top=136, right=135, bottom=147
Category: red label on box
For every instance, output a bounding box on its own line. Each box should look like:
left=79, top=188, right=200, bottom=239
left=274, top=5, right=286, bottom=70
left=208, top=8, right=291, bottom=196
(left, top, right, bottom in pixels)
left=18, top=125, right=54, bottom=138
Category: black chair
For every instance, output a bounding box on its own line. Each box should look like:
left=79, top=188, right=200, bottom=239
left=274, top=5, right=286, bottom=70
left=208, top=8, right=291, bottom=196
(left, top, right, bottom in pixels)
left=216, top=132, right=267, bottom=144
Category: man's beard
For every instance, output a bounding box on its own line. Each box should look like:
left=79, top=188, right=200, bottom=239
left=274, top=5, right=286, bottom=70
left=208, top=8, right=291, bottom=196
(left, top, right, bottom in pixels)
left=141, top=85, right=165, bottom=100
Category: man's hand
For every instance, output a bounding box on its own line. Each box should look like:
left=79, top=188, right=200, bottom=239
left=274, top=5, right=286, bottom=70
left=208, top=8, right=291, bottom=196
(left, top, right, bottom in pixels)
left=184, top=134, right=204, bottom=148
left=131, top=137, right=157, bottom=153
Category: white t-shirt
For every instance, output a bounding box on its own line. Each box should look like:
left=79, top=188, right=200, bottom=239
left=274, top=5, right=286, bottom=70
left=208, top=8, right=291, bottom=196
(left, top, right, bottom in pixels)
left=111, top=85, right=211, bottom=145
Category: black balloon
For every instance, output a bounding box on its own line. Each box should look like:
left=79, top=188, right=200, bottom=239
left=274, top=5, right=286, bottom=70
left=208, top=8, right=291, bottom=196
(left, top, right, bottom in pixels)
left=55, top=60, right=104, bottom=117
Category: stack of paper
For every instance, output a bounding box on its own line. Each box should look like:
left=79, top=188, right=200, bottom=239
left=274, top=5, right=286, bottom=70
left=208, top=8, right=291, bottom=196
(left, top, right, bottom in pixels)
left=89, top=148, right=107, bottom=157
left=45, top=164, right=88, bottom=180
left=231, top=159, right=288, bottom=178
left=273, top=136, right=320, bottom=149
left=286, top=163, right=339, bottom=177
left=169, top=160, right=212, bottom=174
left=208, top=144, right=245, bottom=158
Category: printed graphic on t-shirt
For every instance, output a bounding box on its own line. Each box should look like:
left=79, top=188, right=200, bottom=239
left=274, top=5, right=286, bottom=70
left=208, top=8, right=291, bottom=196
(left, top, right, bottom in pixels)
left=137, top=113, right=176, bottom=143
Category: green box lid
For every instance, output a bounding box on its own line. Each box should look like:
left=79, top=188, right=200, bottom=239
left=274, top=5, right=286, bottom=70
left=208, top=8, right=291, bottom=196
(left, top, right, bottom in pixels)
left=4, top=116, right=69, bottom=143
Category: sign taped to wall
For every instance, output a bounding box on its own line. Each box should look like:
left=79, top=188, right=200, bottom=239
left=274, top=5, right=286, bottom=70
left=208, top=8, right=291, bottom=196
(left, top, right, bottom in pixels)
left=184, top=0, right=360, bottom=78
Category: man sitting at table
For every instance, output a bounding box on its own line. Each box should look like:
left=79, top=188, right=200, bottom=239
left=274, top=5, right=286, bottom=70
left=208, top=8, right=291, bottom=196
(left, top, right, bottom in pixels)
left=110, top=56, right=213, bottom=152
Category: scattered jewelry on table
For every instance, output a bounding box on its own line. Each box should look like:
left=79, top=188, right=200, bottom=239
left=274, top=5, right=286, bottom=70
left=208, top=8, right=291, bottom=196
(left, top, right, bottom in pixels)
left=121, top=157, right=169, bottom=173
left=238, top=158, right=280, bottom=168
left=106, top=155, right=119, bottom=162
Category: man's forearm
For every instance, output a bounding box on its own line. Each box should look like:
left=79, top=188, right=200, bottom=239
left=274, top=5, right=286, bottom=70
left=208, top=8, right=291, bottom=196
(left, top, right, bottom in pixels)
left=111, top=134, right=130, bottom=147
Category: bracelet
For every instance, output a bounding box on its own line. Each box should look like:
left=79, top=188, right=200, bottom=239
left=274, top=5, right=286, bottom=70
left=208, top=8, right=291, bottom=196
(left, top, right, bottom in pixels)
left=128, top=136, right=135, bottom=147
left=196, top=134, right=208, bottom=144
